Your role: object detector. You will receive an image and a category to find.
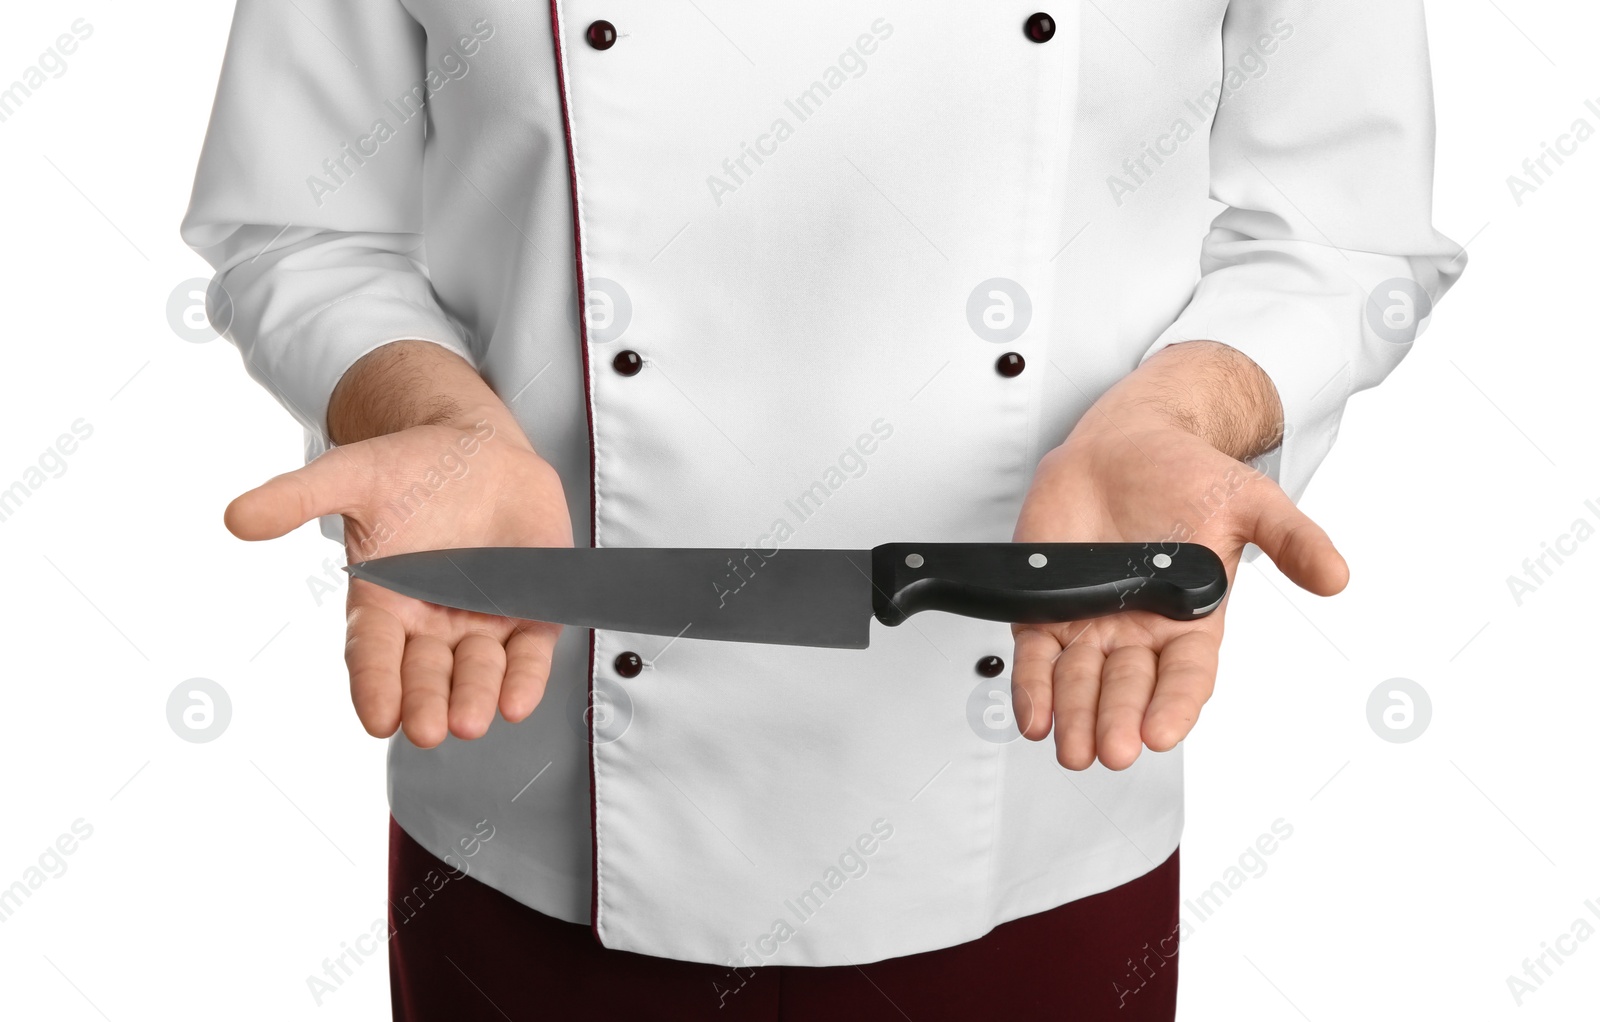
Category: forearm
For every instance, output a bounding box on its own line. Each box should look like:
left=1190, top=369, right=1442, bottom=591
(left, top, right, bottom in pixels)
left=328, top=341, right=526, bottom=448
left=1081, top=341, right=1284, bottom=462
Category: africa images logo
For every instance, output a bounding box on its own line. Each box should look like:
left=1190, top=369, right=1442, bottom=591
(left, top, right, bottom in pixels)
left=1106, top=19, right=1294, bottom=207
left=0, top=19, right=94, bottom=126
left=706, top=19, right=894, bottom=207
left=305, top=20, right=496, bottom=207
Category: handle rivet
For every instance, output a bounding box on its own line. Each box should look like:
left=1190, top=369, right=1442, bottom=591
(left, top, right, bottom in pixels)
left=1028, top=553, right=1047, bottom=568
left=1152, top=553, right=1172, bottom=569
left=905, top=553, right=924, bottom=569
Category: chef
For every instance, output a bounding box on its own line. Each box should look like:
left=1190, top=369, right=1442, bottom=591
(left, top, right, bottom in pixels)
left=182, top=2, right=1461, bottom=1018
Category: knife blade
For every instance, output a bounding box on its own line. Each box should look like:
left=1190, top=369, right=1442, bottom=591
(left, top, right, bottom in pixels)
left=346, top=543, right=1227, bottom=650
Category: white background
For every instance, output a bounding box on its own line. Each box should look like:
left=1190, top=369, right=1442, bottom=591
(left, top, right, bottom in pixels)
left=1, top=2, right=1595, bottom=1019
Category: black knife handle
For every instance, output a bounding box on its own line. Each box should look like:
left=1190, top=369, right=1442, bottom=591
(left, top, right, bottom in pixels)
left=869, top=543, right=1227, bottom=627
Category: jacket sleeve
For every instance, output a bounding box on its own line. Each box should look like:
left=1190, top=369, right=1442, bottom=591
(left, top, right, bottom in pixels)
left=180, top=0, right=473, bottom=451
left=1143, top=0, right=1463, bottom=500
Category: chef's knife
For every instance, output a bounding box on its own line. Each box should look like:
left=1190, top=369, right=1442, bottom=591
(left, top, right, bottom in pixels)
left=346, top=543, right=1226, bottom=650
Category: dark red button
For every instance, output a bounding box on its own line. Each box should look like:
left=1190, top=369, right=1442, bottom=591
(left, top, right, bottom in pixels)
left=587, top=20, right=617, bottom=50
left=614, top=652, right=643, bottom=678
left=976, top=656, right=1006, bottom=678
left=613, top=350, right=642, bottom=376
left=1025, top=13, right=1056, bottom=43
left=997, top=353, right=1026, bottom=377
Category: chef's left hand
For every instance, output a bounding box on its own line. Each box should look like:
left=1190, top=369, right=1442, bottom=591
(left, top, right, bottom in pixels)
left=1010, top=341, right=1349, bottom=771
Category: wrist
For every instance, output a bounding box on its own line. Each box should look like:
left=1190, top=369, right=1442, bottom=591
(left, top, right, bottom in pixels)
left=328, top=340, right=529, bottom=450
left=1088, top=341, right=1283, bottom=461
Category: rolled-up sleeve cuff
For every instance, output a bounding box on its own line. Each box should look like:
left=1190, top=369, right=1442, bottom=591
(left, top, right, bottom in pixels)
left=236, top=290, right=474, bottom=449
left=1140, top=278, right=1376, bottom=503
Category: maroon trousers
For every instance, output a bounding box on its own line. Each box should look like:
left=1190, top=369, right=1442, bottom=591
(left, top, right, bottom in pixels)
left=388, top=817, right=1179, bottom=1020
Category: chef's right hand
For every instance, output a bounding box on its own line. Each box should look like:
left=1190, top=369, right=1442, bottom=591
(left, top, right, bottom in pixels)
left=223, top=341, right=573, bottom=748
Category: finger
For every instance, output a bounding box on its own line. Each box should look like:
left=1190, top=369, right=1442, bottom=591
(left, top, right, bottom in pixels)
left=399, top=634, right=454, bottom=749
left=224, top=446, right=373, bottom=541
left=1249, top=487, right=1349, bottom=597
left=501, top=623, right=560, bottom=723
left=1052, top=634, right=1105, bottom=771
left=1143, top=630, right=1219, bottom=752
left=345, top=602, right=406, bottom=738
left=448, top=632, right=507, bottom=740
left=1011, top=628, right=1062, bottom=742
left=1096, top=645, right=1159, bottom=771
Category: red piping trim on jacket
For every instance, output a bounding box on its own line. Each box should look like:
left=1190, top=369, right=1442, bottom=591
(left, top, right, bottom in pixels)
left=546, top=0, right=604, bottom=948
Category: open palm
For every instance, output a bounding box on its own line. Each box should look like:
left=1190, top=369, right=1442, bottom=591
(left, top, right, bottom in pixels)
left=226, top=420, right=573, bottom=747
left=1011, top=424, right=1347, bottom=771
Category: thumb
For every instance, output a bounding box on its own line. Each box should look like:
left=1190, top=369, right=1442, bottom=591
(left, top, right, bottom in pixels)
left=1248, top=486, right=1349, bottom=597
left=224, top=446, right=373, bottom=541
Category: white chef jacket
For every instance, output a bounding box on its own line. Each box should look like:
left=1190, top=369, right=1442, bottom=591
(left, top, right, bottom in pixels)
left=183, top=1, right=1461, bottom=966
